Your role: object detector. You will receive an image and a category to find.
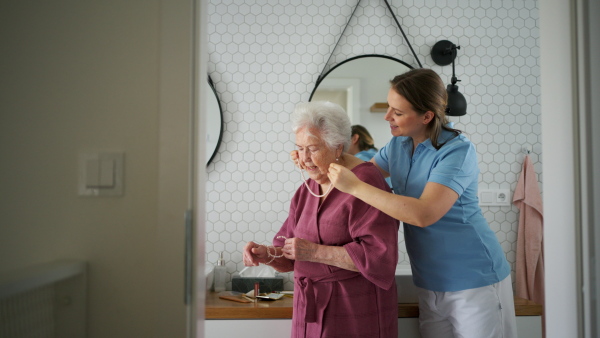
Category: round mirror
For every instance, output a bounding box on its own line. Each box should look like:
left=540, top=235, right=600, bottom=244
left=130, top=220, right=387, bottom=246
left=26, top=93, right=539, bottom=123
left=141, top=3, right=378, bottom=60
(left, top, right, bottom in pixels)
left=310, top=55, right=413, bottom=149
left=206, top=76, right=223, bottom=166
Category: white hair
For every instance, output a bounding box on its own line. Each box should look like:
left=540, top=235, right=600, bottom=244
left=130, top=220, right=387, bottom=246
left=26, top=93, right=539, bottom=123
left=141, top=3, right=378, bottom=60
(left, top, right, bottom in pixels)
left=290, top=101, right=352, bottom=152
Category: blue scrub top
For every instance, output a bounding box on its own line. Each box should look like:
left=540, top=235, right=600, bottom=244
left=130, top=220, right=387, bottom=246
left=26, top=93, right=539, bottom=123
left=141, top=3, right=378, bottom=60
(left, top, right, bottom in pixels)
left=355, top=148, right=392, bottom=187
left=355, top=148, right=377, bottom=161
left=374, top=126, right=510, bottom=292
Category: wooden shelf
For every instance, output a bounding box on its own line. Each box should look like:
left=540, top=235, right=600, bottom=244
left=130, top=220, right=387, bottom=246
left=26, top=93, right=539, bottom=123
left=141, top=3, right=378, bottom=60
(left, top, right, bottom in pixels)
left=205, top=292, right=294, bottom=319
left=204, top=292, right=542, bottom=319
left=370, top=102, right=388, bottom=112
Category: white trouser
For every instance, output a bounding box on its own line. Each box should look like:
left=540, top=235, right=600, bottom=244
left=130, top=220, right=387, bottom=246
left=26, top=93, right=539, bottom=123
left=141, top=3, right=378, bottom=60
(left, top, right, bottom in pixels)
left=416, top=275, right=517, bottom=338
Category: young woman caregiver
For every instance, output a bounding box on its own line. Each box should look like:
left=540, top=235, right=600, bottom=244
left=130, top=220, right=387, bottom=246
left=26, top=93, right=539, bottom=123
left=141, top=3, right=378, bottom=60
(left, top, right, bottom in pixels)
left=294, top=68, right=517, bottom=338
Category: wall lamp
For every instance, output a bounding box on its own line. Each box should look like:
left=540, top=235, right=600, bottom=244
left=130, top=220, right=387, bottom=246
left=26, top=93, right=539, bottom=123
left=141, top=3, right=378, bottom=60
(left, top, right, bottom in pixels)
left=431, top=40, right=467, bottom=116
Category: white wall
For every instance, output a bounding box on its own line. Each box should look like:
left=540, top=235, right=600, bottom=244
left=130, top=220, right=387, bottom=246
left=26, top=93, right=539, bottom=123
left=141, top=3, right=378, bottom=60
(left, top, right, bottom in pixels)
left=158, top=0, right=195, bottom=336
left=0, top=1, right=192, bottom=337
left=539, top=0, right=579, bottom=337
left=588, top=0, right=600, bottom=333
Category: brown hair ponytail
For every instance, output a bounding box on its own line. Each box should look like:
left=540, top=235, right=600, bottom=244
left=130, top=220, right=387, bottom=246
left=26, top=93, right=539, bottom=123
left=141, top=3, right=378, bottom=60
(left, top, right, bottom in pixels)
left=351, top=125, right=377, bottom=152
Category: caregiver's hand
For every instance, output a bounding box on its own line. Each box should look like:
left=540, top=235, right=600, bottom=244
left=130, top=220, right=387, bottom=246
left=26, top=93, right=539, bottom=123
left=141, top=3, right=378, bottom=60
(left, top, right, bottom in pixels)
left=328, top=162, right=362, bottom=195
left=281, top=237, right=317, bottom=262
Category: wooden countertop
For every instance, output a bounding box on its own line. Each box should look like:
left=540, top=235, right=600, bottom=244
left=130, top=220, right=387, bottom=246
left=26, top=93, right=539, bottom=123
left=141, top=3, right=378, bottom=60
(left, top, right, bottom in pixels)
left=205, top=292, right=543, bottom=319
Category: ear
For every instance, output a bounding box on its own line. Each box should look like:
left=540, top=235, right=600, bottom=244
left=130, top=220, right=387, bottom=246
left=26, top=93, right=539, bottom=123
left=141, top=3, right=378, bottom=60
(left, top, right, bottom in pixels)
left=351, top=133, right=359, bottom=144
left=423, top=111, right=435, bottom=124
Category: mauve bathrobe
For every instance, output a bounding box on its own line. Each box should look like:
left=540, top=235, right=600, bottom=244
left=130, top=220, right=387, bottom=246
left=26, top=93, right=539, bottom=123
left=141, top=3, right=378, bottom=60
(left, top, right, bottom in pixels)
left=273, top=162, right=400, bottom=338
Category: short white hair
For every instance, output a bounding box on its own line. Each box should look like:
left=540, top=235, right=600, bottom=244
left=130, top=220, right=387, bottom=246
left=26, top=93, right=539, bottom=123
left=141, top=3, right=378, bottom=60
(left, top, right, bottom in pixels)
left=290, top=101, right=351, bottom=152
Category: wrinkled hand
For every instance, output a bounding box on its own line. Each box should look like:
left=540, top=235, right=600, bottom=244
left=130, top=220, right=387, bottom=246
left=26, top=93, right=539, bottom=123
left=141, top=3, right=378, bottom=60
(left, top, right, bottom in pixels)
left=290, top=150, right=305, bottom=170
left=242, top=241, right=268, bottom=266
left=328, top=163, right=361, bottom=194
left=282, top=237, right=317, bottom=262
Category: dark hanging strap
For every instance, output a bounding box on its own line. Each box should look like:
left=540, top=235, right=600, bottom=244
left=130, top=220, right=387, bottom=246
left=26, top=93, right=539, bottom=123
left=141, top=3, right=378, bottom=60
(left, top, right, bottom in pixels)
left=317, top=0, right=363, bottom=84
left=317, top=0, right=423, bottom=85
left=382, top=0, right=423, bottom=68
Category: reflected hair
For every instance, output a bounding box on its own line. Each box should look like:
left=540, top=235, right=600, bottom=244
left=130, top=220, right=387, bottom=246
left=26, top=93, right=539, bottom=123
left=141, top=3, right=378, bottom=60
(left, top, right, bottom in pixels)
left=390, top=68, right=461, bottom=149
left=351, top=125, right=377, bottom=151
left=291, top=101, right=352, bottom=152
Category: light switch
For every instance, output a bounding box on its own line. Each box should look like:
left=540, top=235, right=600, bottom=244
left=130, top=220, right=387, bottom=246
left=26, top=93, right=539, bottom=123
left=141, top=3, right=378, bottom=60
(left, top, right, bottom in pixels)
left=98, top=159, right=115, bottom=187
left=85, top=159, right=101, bottom=187
left=480, top=191, right=494, bottom=204
left=79, top=152, right=124, bottom=196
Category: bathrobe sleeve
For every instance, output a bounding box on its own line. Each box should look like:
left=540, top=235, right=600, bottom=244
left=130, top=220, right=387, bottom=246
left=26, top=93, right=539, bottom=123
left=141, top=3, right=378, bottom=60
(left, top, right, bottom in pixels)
left=272, top=181, right=311, bottom=246
left=342, top=164, right=400, bottom=290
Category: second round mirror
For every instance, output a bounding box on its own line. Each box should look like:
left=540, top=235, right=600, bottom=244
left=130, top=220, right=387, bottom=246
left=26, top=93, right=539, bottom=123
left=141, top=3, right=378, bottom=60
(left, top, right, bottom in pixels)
left=310, top=55, right=413, bottom=151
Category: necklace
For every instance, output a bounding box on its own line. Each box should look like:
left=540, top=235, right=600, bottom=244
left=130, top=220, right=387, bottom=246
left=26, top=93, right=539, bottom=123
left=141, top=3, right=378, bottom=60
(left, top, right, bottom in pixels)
left=296, top=160, right=335, bottom=198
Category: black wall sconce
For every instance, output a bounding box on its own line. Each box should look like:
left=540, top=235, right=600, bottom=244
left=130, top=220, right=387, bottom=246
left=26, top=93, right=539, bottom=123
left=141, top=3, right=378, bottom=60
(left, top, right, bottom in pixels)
left=431, top=40, right=467, bottom=116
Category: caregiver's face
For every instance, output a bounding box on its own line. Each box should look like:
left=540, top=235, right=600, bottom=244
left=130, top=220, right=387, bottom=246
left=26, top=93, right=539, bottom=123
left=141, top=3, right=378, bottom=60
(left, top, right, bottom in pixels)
left=295, top=126, right=337, bottom=185
left=384, top=88, right=429, bottom=141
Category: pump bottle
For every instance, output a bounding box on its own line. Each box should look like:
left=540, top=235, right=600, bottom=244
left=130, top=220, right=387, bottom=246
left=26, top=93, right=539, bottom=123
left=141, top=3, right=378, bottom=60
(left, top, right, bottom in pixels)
left=213, top=252, right=227, bottom=292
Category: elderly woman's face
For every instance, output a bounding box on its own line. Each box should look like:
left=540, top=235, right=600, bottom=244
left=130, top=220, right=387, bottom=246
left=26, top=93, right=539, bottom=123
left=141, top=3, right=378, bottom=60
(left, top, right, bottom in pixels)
left=295, top=126, right=338, bottom=185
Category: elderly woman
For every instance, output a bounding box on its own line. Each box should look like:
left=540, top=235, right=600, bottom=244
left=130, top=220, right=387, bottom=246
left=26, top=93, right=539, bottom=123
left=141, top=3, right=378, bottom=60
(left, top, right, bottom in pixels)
left=243, top=101, right=400, bottom=338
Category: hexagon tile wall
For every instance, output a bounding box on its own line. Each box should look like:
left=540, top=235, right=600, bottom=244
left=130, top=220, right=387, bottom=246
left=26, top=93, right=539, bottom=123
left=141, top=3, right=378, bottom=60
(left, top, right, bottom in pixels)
left=206, top=0, right=541, bottom=290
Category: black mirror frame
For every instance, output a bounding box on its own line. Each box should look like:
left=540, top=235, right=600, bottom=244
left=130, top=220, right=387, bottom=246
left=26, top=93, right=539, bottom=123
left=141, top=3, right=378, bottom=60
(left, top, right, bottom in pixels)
left=207, top=75, right=224, bottom=166
left=309, top=54, right=414, bottom=101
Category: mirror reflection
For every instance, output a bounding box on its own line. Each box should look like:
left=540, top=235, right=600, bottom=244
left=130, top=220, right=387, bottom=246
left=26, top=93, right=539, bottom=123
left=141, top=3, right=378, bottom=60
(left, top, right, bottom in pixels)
left=310, top=55, right=413, bottom=149
left=206, top=76, right=223, bottom=166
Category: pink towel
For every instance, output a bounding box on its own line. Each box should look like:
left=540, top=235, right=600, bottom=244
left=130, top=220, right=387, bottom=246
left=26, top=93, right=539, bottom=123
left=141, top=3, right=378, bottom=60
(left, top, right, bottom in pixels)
left=513, top=155, right=544, bottom=306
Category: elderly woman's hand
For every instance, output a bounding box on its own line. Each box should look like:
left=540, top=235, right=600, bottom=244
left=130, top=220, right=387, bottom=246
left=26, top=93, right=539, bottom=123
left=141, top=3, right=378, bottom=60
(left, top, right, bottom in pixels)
left=282, top=237, right=318, bottom=262
left=243, top=241, right=268, bottom=266
left=327, top=163, right=362, bottom=195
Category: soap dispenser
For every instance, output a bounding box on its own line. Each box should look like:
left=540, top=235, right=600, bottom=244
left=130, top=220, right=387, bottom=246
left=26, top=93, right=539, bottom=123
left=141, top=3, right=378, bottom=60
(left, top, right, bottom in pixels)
left=213, top=252, right=227, bottom=292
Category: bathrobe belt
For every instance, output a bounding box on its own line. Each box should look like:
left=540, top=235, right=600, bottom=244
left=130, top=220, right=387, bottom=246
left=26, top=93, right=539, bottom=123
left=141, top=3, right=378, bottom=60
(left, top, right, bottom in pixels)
left=296, top=270, right=361, bottom=323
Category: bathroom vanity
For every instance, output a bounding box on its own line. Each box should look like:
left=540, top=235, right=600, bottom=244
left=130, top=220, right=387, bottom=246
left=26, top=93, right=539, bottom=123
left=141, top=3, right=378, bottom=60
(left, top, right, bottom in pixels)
left=204, top=292, right=542, bottom=338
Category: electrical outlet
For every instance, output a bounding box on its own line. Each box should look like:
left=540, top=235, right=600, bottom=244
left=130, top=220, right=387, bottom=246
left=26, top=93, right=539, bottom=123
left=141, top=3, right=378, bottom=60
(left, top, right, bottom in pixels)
left=478, top=188, right=511, bottom=206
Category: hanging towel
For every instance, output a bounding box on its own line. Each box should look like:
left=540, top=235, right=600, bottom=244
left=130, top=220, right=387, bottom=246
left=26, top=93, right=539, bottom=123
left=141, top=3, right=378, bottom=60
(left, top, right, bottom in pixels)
left=513, top=155, right=544, bottom=306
